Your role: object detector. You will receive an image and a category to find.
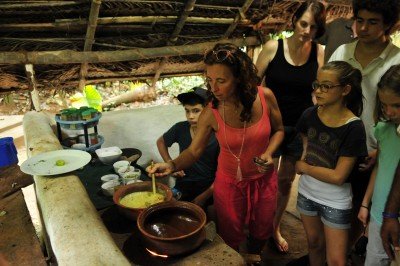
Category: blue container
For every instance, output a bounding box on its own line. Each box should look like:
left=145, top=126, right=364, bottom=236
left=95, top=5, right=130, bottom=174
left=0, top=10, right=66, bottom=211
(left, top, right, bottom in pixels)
left=0, top=137, right=18, bottom=167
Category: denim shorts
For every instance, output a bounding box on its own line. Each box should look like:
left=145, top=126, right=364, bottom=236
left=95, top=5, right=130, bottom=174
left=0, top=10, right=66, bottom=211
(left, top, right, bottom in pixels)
left=272, top=126, right=303, bottom=159
left=296, top=193, right=352, bottom=230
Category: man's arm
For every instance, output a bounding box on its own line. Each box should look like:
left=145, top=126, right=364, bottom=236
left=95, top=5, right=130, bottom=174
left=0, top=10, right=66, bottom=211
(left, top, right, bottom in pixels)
left=381, top=161, right=400, bottom=260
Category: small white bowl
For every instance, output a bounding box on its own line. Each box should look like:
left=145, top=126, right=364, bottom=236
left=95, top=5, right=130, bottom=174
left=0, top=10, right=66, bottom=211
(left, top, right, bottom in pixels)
left=117, top=166, right=135, bottom=176
left=113, top=160, right=130, bottom=173
left=100, top=174, right=119, bottom=183
left=101, top=180, right=121, bottom=197
left=120, top=169, right=141, bottom=184
left=96, top=146, right=122, bottom=165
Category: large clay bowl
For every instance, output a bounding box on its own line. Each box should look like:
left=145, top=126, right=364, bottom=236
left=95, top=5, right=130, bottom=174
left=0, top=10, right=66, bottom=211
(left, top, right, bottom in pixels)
left=137, top=201, right=206, bottom=256
left=113, top=181, right=173, bottom=221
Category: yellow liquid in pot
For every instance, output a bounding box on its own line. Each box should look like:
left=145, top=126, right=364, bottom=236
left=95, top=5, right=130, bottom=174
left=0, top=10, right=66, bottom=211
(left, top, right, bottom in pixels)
left=120, top=191, right=164, bottom=208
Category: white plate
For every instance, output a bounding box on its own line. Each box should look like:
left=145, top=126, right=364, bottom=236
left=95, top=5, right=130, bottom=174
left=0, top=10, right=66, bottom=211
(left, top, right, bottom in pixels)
left=20, top=150, right=91, bottom=176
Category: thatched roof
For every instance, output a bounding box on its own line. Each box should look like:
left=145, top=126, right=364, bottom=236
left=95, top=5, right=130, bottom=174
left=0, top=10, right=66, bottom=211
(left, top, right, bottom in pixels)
left=0, top=0, right=352, bottom=93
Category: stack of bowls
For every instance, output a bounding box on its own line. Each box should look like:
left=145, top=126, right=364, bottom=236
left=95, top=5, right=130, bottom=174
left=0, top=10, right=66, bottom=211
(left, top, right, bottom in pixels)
left=100, top=174, right=120, bottom=196
left=114, top=160, right=142, bottom=184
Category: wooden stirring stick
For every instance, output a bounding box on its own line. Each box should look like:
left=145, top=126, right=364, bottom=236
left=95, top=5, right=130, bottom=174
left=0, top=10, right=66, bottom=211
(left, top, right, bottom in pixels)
left=151, top=161, right=156, bottom=194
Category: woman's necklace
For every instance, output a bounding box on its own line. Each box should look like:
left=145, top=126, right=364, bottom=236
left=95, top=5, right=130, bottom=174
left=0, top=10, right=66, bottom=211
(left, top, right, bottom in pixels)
left=222, top=100, right=246, bottom=181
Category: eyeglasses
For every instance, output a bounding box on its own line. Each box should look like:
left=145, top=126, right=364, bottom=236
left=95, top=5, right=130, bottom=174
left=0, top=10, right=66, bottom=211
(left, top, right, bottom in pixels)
left=312, top=81, right=342, bottom=93
left=204, top=49, right=235, bottom=63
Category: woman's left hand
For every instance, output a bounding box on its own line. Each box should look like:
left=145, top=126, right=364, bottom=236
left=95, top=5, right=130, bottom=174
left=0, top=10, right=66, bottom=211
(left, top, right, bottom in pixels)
left=255, top=153, right=274, bottom=173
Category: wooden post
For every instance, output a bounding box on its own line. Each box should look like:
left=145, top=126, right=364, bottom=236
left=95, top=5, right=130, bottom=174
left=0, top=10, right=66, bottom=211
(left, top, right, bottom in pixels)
left=151, top=57, right=168, bottom=91
left=25, top=64, right=41, bottom=111
left=79, top=0, right=102, bottom=91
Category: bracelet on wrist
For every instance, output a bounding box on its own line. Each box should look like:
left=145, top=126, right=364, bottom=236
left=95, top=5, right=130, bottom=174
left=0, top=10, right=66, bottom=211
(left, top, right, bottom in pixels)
left=382, top=212, right=400, bottom=219
left=360, top=205, right=369, bottom=210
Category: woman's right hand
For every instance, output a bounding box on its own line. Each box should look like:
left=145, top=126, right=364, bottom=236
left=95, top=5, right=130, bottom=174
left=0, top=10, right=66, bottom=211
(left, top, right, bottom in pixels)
left=358, top=207, right=369, bottom=227
left=146, top=162, right=174, bottom=178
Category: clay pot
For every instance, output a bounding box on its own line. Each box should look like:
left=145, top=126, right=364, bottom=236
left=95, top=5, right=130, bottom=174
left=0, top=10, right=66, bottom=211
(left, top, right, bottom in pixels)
left=137, top=201, right=206, bottom=256
left=113, top=181, right=173, bottom=221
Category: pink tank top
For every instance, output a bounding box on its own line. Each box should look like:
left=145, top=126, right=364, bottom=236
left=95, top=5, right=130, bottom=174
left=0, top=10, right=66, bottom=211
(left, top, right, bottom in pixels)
left=211, top=87, right=272, bottom=180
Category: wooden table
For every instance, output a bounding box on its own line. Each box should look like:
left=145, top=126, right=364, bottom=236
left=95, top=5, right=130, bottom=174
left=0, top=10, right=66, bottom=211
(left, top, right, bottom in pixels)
left=0, top=164, right=46, bottom=265
left=0, top=164, right=34, bottom=198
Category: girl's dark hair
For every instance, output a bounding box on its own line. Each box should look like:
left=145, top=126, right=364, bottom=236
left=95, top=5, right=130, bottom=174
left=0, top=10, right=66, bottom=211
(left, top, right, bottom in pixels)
left=203, top=43, right=260, bottom=122
left=375, top=65, right=400, bottom=122
left=292, top=0, right=326, bottom=39
left=353, top=0, right=399, bottom=35
left=321, top=61, right=364, bottom=116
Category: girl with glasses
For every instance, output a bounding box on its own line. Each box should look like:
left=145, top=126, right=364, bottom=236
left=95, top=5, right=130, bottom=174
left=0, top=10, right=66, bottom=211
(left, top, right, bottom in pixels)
left=294, top=61, right=367, bottom=265
left=358, top=65, right=400, bottom=266
left=148, top=42, right=284, bottom=253
left=255, top=0, right=326, bottom=253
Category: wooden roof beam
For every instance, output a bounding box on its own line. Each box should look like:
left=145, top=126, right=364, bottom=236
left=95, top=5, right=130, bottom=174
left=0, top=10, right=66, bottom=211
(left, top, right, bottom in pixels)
left=0, top=17, right=254, bottom=34
left=78, top=0, right=101, bottom=91
left=168, top=0, right=196, bottom=44
left=58, top=16, right=247, bottom=25
left=223, top=0, right=255, bottom=38
left=151, top=0, right=196, bottom=89
left=0, top=36, right=260, bottom=65
left=0, top=1, right=80, bottom=9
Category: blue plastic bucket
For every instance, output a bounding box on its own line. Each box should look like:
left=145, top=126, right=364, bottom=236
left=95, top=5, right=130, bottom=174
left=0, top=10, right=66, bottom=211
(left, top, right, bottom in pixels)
left=0, top=137, right=18, bottom=167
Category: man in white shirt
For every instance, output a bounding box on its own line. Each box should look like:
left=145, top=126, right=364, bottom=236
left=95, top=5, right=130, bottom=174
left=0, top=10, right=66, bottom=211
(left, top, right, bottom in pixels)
left=329, top=0, right=400, bottom=264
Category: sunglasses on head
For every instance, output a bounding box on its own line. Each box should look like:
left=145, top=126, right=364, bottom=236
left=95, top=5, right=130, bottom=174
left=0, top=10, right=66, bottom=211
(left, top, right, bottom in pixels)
left=204, top=49, right=235, bottom=63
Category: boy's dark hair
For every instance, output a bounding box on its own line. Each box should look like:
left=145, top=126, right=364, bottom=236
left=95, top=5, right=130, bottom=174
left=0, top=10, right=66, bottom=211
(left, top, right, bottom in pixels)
left=177, top=87, right=208, bottom=106
left=353, top=0, right=399, bottom=35
left=292, top=0, right=326, bottom=39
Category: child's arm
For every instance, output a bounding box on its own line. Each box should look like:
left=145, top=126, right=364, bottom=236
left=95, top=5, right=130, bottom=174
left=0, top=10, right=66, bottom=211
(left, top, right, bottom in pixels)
left=156, top=136, right=172, bottom=162
left=193, top=184, right=214, bottom=207
left=295, top=156, right=357, bottom=185
left=156, top=135, right=186, bottom=177
left=358, top=162, right=378, bottom=226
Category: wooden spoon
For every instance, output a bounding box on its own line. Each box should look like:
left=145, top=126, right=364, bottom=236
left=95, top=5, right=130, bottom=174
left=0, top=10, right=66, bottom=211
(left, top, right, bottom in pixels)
left=151, top=161, right=156, bottom=194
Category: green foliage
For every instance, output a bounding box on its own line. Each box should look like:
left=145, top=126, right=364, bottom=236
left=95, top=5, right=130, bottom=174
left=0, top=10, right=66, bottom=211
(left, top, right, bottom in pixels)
left=4, top=94, right=13, bottom=105
left=269, top=31, right=294, bottom=40
left=159, top=76, right=205, bottom=97
left=84, top=85, right=102, bottom=111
